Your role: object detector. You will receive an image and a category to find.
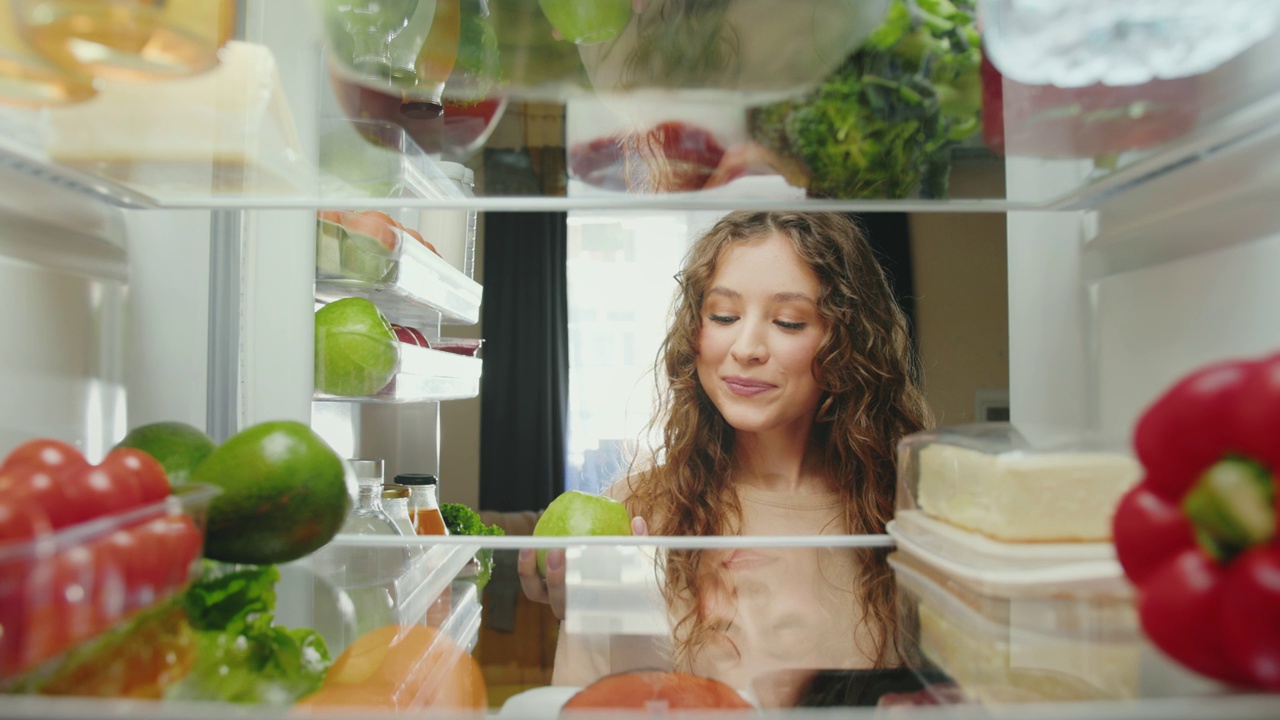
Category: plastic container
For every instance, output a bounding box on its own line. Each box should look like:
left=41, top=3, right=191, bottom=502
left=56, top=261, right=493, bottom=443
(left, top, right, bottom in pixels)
left=895, top=422, right=1141, bottom=545
left=890, top=550, right=1143, bottom=704
left=315, top=209, right=410, bottom=284
left=0, top=483, right=219, bottom=684
left=416, top=161, right=477, bottom=278
left=313, top=199, right=484, bottom=328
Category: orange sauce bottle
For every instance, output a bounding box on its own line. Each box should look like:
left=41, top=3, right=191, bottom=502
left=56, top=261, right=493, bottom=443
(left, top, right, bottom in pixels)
left=394, top=473, right=450, bottom=626
left=395, top=473, right=449, bottom=536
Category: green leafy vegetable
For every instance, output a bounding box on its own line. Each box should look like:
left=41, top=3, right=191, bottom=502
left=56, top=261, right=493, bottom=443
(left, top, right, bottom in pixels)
left=165, top=562, right=331, bottom=706
left=440, top=503, right=505, bottom=590
left=750, top=0, right=982, bottom=199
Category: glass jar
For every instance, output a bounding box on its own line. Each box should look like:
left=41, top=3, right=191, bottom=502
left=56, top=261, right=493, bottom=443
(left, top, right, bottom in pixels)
left=380, top=482, right=418, bottom=538
left=327, top=459, right=410, bottom=640
left=394, top=473, right=449, bottom=535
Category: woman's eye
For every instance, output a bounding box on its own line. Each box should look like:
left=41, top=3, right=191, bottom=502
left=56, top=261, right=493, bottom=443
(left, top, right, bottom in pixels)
left=775, top=320, right=807, bottom=331
left=708, top=314, right=736, bottom=325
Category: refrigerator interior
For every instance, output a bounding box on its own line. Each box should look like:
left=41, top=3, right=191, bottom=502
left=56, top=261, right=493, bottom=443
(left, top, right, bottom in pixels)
left=1, top=0, right=1279, bottom=717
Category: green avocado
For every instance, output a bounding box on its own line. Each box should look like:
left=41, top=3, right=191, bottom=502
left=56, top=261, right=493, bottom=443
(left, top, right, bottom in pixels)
left=115, top=421, right=217, bottom=488
left=191, top=420, right=352, bottom=565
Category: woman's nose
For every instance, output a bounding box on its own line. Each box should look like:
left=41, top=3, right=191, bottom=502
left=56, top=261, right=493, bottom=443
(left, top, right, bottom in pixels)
left=729, top=321, right=768, bottom=364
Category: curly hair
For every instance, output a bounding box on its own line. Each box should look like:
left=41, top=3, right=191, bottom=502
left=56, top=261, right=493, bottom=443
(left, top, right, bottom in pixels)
left=622, top=211, right=933, bottom=671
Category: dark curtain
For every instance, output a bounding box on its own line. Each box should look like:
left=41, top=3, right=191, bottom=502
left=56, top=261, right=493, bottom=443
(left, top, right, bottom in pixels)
left=478, top=212, right=569, bottom=512
left=851, top=213, right=917, bottom=350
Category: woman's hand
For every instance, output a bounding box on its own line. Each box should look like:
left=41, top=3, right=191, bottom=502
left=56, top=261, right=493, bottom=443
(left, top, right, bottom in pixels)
left=518, top=516, right=649, bottom=620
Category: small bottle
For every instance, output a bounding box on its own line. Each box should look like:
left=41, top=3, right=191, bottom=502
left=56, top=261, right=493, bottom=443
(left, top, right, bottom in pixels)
left=380, top=483, right=419, bottom=539
left=328, top=459, right=408, bottom=642
left=395, top=473, right=449, bottom=536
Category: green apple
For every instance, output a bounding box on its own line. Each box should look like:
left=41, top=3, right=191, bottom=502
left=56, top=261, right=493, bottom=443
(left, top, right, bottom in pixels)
left=533, top=490, right=632, bottom=577
left=114, top=420, right=217, bottom=488
left=537, top=0, right=631, bottom=45
left=315, top=297, right=399, bottom=397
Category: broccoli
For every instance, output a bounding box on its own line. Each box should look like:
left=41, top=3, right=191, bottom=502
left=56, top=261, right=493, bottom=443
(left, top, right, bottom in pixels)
left=440, top=503, right=505, bottom=590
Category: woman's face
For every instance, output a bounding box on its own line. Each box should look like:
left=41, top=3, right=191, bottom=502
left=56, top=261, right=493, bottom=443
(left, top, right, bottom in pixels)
left=695, top=232, right=826, bottom=436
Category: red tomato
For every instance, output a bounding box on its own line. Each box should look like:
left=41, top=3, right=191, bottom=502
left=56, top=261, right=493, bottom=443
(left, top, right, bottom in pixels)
left=133, top=515, right=201, bottom=592
left=1, top=468, right=89, bottom=529
left=0, top=495, right=52, bottom=543
left=93, top=525, right=155, bottom=614
left=99, top=448, right=170, bottom=504
left=66, top=465, right=142, bottom=523
left=0, top=438, right=89, bottom=479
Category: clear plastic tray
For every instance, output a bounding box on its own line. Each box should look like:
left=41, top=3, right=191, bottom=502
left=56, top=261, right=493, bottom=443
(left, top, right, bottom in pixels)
left=318, top=118, right=474, bottom=204
left=896, top=422, right=1141, bottom=544
left=314, top=340, right=481, bottom=404
left=305, top=534, right=478, bottom=657
left=887, top=510, right=1129, bottom=598
left=890, top=550, right=1144, bottom=704
left=0, top=483, right=219, bottom=686
left=314, top=231, right=483, bottom=327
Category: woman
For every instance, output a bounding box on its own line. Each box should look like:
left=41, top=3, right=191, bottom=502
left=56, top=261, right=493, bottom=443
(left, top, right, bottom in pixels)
left=519, top=211, right=932, bottom=698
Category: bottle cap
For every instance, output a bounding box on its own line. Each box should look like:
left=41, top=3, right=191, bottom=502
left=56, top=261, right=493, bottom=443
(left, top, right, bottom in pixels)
left=381, top=483, right=410, bottom=499
left=394, top=473, right=439, bottom=486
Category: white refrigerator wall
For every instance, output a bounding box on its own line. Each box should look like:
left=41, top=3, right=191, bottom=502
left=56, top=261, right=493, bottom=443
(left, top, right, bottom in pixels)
left=0, top=167, right=129, bottom=461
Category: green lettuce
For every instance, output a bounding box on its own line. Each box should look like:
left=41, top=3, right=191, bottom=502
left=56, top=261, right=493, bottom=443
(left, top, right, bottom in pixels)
left=165, top=563, right=331, bottom=706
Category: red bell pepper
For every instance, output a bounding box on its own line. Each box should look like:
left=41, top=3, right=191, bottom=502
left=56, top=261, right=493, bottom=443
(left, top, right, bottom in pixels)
left=1114, top=352, right=1280, bottom=689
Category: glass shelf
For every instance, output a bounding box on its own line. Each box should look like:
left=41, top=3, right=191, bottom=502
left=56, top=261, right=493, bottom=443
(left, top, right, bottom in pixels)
left=0, top=1, right=1276, bottom=213
left=2, top=535, right=1277, bottom=718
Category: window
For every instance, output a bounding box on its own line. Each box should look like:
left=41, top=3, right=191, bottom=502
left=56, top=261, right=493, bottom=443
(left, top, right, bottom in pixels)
left=565, top=211, right=722, bottom=494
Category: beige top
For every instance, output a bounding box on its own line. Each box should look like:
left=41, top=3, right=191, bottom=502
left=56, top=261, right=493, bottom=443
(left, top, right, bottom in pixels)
left=551, top=482, right=879, bottom=700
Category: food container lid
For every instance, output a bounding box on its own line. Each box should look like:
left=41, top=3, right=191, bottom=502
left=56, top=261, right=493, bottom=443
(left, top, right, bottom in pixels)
left=394, top=473, right=438, bottom=486
left=435, top=160, right=469, bottom=184
left=887, top=510, right=1130, bottom=599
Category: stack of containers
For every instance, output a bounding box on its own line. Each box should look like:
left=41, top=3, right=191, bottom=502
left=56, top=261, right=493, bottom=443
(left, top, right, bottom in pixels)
left=888, top=422, right=1149, bottom=704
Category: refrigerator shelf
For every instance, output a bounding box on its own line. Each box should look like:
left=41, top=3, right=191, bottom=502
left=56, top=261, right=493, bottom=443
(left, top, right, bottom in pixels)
left=313, top=343, right=482, bottom=404
left=0, top=1, right=1278, bottom=213
left=314, top=215, right=482, bottom=327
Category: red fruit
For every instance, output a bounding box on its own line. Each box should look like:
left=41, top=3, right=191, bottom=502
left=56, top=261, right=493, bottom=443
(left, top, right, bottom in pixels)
left=0, top=496, right=52, bottom=545
left=561, top=671, right=752, bottom=713
left=2, top=468, right=89, bottom=529
left=98, top=448, right=171, bottom=504
left=0, top=438, right=89, bottom=480
left=67, top=465, right=141, bottom=523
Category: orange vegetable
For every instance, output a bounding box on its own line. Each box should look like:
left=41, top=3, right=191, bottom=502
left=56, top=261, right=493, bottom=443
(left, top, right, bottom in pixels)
left=293, top=624, right=485, bottom=714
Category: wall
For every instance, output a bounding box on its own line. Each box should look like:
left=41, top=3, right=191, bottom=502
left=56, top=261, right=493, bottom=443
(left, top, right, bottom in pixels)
left=909, top=159, right=1009, bottom=427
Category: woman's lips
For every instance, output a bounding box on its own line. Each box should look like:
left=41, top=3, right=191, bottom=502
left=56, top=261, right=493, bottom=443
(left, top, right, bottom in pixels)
left=722, top=550, right=774, bottom=570
left=724, top=377, right=775, bottom=397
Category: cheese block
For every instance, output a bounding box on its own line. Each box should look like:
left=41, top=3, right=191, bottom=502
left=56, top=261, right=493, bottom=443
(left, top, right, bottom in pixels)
left=45, top=41, right=309, bottom=197
left=913, top=440, right=1140, bottom=543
